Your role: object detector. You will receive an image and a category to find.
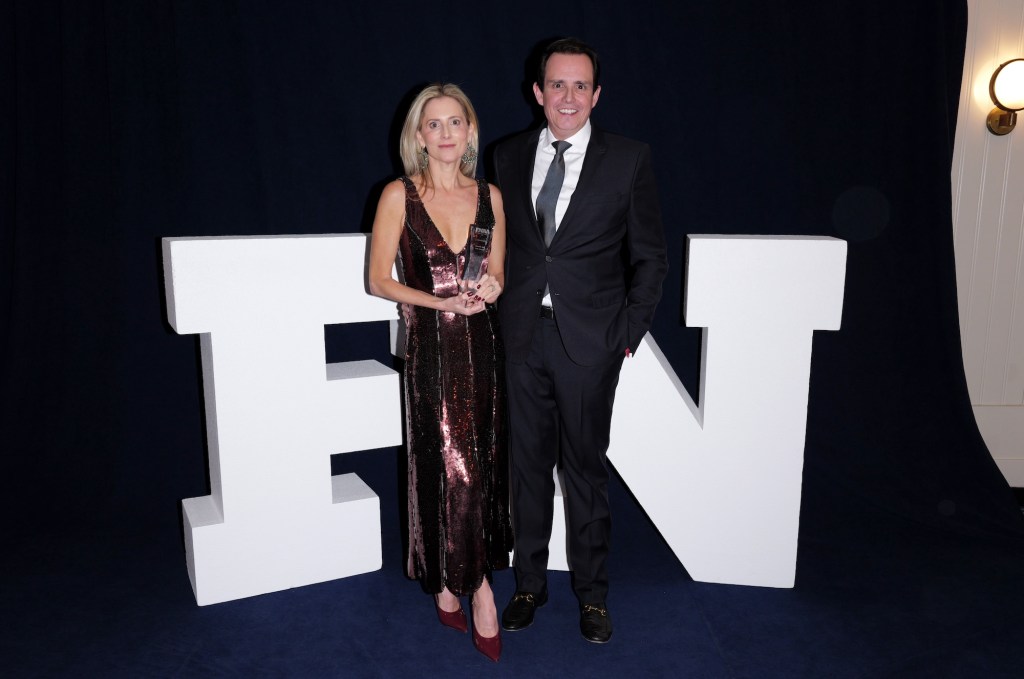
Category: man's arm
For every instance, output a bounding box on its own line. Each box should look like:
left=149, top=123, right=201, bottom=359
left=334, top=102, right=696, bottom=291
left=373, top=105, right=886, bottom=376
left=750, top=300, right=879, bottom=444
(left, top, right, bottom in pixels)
left=624, top=143, right=669, bottom=354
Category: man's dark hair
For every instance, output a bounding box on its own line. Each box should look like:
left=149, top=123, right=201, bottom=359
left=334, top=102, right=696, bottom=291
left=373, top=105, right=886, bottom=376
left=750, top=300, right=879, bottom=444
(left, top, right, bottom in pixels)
left=536, top=37, right=600, bottom=89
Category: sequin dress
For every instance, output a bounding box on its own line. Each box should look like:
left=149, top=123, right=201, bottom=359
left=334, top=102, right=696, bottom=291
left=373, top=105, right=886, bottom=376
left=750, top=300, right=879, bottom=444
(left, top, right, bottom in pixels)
left=397, top=176, right=511, bottom=596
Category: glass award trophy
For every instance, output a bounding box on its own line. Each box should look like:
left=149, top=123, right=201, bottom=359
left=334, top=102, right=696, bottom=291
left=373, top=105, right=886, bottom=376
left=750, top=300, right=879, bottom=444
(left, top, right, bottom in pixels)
left=461, top=223, right=491, bottom=284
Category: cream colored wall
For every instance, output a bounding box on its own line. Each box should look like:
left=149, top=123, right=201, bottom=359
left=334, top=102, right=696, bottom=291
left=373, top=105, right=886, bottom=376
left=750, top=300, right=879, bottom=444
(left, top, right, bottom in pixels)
left=953, top=0, right=1024, bottom=485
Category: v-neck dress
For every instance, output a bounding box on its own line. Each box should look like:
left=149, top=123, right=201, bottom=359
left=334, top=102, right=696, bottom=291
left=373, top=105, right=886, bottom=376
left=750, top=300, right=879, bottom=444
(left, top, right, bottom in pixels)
left=397, top=176, right=511, bottom=595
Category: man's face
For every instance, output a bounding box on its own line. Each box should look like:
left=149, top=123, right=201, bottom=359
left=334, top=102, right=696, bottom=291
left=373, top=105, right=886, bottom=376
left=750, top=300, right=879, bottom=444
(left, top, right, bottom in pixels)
left=533, top=53, right=601, bottom=140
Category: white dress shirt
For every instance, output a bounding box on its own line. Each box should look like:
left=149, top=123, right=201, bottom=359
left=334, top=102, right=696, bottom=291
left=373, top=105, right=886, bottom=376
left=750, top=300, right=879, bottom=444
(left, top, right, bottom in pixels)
left=532, top=121, right=592, bottom=307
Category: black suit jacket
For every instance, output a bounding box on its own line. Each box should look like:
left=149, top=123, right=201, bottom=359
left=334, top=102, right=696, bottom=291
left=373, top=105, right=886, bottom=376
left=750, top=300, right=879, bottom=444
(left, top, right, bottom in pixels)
left=495, top=127, right=668, bottom=366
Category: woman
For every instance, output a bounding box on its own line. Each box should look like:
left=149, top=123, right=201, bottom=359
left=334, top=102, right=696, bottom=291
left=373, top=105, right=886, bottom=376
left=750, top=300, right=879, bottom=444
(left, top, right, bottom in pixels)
left=367, top=83, right=511, bottom=662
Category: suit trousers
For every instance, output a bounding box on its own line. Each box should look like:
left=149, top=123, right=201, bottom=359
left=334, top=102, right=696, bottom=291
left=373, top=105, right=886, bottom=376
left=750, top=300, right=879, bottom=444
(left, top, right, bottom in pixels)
left=506, top=315, right=624, bottom=604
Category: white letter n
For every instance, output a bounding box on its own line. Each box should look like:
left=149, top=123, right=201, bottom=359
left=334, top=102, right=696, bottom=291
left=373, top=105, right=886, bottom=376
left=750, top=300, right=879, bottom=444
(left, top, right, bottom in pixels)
left=608, top=235, right=847, bottom=588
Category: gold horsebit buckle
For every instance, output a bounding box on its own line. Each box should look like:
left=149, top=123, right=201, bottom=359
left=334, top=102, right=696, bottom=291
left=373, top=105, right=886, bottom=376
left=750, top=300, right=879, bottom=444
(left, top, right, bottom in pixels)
left=512, top=593, right=537, bottom=604
left=581, top=604, right=608, bottom=617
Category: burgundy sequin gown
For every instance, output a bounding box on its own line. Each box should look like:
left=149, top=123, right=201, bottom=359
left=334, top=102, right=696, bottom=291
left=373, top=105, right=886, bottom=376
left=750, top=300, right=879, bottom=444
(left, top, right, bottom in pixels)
left=397, top=176, right=512, bottom=596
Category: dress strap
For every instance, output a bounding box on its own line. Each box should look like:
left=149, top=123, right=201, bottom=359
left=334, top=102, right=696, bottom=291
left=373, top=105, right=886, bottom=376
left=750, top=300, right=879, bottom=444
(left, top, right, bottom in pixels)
left=399, top=175, right=416, bottom=196
left=474, top=179, right=495, bottom=231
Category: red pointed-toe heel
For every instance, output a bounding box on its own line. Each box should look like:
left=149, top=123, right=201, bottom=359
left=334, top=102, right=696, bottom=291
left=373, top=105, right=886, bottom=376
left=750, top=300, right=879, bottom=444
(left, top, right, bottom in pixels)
left=472, top=625, right=501, bottom=662
left=435, top=597, right=468, bottom=633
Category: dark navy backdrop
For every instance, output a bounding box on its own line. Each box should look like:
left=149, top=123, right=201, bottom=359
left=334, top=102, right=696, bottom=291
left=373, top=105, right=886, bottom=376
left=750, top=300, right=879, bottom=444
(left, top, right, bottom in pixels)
left=4, top=1, right=1024, bottom=677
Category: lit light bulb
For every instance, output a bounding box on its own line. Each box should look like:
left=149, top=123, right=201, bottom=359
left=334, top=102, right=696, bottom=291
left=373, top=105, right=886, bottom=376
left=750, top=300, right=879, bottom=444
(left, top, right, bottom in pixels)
left=992, top=59, right=1024, bottom=111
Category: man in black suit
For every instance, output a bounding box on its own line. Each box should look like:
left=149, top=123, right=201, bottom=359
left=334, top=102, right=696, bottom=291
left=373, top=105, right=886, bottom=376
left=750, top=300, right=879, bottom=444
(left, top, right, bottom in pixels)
left=495, top=37, right=667, bottom=644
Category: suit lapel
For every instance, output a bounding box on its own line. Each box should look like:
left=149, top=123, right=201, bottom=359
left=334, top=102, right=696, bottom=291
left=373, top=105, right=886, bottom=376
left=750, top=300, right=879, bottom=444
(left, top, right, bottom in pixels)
left=517, top=130, right=542, bottom=242
left=554, top=127, right=608, bottom=244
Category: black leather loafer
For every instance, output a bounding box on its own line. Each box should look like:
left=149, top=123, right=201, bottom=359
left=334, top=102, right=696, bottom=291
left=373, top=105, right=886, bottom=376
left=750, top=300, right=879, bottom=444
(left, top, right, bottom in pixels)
left=501, top=589, right=548, bottom=631
left=579, top=603, right=612, bottom=643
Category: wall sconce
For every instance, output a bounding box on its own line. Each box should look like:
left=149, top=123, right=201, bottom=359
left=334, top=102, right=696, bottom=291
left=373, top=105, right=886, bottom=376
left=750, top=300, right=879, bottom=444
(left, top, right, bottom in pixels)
left=987, top=58, right=1024, bottom=135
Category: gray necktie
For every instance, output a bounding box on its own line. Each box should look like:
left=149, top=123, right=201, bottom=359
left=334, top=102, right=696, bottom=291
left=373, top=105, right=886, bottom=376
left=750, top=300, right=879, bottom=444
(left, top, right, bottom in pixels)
left=536, top=140, right=571, bottom=247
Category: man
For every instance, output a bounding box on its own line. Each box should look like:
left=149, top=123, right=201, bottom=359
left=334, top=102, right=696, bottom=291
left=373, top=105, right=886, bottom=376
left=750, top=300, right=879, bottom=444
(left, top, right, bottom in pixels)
left=494, top=37, right=667, bottom=644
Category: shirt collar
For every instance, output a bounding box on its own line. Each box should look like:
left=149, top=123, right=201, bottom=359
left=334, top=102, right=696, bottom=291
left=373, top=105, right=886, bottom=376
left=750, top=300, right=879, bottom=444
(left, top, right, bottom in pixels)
left=540, top=120, right=592, bottom=153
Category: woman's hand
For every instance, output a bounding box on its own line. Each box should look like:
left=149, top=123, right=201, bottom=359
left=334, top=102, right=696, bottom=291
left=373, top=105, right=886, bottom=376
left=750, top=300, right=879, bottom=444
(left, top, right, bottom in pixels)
left=472, top=273, right=503, bottom=305
left=441, top=289, right=486, bottom=315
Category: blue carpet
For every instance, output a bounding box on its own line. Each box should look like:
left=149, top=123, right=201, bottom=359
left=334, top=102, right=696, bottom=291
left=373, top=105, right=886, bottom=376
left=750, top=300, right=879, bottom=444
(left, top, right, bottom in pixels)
left=4, top=450, right=1022, bottom=678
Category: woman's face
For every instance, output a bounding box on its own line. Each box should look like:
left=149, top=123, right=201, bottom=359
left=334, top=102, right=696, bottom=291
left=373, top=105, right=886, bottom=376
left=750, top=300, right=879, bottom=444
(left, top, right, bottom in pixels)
left=415, top=96, right=472, bottom=165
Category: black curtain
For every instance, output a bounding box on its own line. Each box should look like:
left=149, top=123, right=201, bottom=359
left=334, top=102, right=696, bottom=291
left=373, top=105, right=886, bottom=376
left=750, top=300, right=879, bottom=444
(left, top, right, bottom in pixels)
left=2, top=0, right=1021, bottom=549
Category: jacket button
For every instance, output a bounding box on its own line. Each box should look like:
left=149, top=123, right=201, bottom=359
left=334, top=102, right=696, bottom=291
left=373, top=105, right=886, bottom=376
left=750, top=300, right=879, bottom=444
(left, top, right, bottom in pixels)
left=545, top=255, right=553, bottom=262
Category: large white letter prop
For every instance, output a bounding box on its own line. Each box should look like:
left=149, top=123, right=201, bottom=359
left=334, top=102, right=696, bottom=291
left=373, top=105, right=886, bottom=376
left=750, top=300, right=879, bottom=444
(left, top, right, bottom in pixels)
left=163, top=235, right=401, bottom=605
left=608, top=236, right=847, bottom=588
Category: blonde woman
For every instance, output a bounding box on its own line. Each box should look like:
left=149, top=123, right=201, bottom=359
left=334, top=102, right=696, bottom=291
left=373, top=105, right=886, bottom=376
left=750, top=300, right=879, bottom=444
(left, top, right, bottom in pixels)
left=368, top=83, right=511, bottom=662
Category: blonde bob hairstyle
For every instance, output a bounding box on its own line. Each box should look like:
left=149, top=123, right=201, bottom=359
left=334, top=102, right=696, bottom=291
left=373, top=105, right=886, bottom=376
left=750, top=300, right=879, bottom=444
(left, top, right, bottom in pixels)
left=399, top=83, right=480, bottom=185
